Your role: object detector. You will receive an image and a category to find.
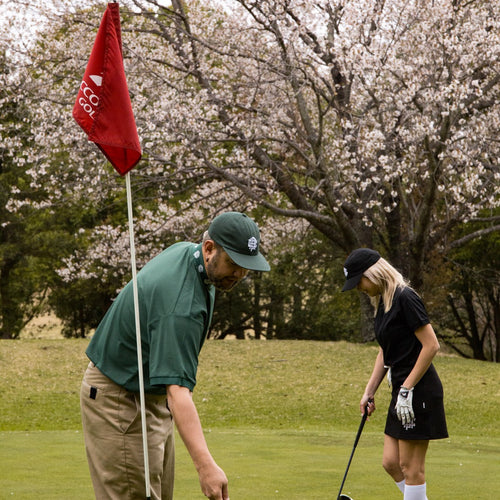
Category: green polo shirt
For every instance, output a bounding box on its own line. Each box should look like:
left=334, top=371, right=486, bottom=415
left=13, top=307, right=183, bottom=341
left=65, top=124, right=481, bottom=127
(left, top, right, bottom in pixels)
left=86, top=242, right=215, bottom=394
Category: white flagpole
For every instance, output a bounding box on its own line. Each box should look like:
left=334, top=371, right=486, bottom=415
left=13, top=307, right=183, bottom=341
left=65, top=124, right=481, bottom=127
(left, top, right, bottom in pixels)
left=126, top=171, right=152, bottom=500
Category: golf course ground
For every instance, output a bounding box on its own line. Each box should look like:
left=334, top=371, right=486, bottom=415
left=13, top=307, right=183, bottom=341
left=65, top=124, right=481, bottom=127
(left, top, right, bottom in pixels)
left=1, top=339, right=498, bottom=499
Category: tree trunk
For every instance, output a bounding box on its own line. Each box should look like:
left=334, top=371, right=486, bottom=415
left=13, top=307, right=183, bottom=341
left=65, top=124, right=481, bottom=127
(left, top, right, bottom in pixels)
left=489, top=289, right=500, bottom=363
left=359, top=294, right=375, bottom=342
left=253, top=275, right=262, bottom=340
left=0, top=260, right=22, bottom=339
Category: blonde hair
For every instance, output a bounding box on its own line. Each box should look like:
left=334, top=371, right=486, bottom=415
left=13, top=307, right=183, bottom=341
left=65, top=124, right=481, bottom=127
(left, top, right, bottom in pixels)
left=363, top=257, right=410, bottom=313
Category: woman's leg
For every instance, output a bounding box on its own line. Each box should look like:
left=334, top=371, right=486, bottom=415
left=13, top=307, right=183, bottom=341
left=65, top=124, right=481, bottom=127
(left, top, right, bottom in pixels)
left=383, top=434, right=404, bottom=481
left=399, top=440, right=429, bottom=499
left=383, top=434, right=405, bottom=493
left=398, top=439, right=428, bottom=485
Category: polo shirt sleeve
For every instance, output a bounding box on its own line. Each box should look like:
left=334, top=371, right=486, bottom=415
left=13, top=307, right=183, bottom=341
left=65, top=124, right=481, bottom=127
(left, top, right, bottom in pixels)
left=400, top=288, right=430, bottom=332
left=148, top=313, right=206, bottom=392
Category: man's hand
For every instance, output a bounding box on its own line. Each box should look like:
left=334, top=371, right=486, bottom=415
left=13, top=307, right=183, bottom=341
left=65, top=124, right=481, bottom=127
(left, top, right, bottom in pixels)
left=198, top=461, right=229, bottom=500
left=396, top=386, right=415, bottom=426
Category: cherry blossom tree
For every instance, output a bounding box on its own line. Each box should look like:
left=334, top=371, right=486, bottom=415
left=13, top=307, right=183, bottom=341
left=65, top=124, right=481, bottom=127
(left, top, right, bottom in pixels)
left=1, top=0, right=499, bottom=344
left=0, top=46, right=81, bottom=338
left=129, top=0, right=500, bottom=340
left=116, top=0, right=500, bottom=284
left=0, top=51, right=33, bottom=338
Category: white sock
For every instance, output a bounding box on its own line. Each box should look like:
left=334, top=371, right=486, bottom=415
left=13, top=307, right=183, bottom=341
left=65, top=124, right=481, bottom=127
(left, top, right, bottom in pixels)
left=396, top=479, right=405, bottom=494
left=404, top=483, right=427, bottom=500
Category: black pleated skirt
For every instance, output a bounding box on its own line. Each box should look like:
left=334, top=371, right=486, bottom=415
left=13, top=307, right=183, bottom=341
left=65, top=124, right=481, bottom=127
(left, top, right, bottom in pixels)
left=385, top=363, right=449, bottom=440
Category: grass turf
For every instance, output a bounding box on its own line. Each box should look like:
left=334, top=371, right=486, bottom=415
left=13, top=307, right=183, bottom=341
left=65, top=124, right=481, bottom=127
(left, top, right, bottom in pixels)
left=0, top=339, right=499, bottom=498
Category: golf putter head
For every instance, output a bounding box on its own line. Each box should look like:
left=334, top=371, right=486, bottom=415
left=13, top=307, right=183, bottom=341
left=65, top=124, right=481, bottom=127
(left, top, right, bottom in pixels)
left=338, top=495, right=353, bottom=500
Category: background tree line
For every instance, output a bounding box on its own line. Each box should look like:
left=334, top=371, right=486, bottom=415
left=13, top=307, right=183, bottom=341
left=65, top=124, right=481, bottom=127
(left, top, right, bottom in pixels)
left=0, top=0, right=498, bottom=361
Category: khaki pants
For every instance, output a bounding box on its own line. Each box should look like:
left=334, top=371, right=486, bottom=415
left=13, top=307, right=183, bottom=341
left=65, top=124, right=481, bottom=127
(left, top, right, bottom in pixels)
left=80, top=362, right=175, bottom=500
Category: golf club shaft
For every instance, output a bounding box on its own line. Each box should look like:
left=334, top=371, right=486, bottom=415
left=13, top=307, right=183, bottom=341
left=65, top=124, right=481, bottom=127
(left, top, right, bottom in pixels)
left=336, top=405, right=369, bottom=500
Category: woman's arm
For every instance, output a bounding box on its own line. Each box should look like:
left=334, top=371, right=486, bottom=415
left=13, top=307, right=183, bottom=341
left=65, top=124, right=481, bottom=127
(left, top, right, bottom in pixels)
left=360, top=347, right=388, bottom=416
left=402, top=323, right=440, bottom=390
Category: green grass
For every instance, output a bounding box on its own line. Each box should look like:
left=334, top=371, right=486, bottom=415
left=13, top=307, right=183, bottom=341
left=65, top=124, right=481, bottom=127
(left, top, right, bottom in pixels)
left=0, top=339, right=499, bottom=498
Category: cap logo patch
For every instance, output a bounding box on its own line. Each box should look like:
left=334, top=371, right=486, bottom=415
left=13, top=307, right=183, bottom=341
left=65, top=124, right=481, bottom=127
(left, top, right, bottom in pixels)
left=248, top=236, right=258, bottom=252
left=343, top=267, right=348, bottom=277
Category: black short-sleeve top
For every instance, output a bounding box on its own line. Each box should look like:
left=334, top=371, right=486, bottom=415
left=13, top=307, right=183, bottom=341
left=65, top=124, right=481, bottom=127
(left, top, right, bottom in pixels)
left=374, top=286, right=430, bottom=369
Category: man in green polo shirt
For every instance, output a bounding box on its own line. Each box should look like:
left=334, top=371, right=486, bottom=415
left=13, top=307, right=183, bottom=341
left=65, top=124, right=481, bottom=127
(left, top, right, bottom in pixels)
left=80, top=212, right=270, bottom=500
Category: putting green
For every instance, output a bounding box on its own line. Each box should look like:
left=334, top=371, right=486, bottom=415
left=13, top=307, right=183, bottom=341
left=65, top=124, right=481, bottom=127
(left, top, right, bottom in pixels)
left=1, top=428, right=498, bottom=499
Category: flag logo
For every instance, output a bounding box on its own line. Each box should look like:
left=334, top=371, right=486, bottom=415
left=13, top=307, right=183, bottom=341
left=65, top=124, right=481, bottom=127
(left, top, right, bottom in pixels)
left=90, top=75, right=103, bottom=87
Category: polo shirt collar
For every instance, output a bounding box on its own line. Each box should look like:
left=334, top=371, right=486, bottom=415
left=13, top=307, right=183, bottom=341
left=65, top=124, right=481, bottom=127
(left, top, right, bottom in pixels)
left=192, top=243, right=211, bottom=286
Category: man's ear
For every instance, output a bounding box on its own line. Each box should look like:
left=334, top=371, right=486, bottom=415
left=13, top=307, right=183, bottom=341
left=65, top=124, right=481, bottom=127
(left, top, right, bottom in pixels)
left=202, top=239, right=217, bottom=260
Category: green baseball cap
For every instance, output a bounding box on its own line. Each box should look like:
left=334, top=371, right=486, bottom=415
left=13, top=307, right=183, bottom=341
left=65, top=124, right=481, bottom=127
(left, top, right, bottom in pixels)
left=208, top=212, right=271, bottom=272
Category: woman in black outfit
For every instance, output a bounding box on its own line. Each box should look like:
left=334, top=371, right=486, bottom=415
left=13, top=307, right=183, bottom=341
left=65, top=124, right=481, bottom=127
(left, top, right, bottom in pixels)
left=342, top=248, right=448, bottom=500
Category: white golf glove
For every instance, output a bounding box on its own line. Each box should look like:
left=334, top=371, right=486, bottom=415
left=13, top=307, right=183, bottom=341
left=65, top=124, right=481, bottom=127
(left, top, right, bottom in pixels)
left=396, top=386, right=415, bottom=426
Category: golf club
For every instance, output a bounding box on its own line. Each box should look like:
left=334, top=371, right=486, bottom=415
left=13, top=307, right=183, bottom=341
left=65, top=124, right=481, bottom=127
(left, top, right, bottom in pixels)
left=336, top=403, right=370, bottom=500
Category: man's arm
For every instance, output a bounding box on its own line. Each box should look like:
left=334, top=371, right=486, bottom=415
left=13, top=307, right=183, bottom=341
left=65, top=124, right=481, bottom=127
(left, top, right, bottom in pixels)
left=167, top=384, right=229, bottom=500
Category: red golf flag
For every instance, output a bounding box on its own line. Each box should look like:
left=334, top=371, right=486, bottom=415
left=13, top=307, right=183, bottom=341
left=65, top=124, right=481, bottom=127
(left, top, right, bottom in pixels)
left=73, top=2, right=141, bottom=176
